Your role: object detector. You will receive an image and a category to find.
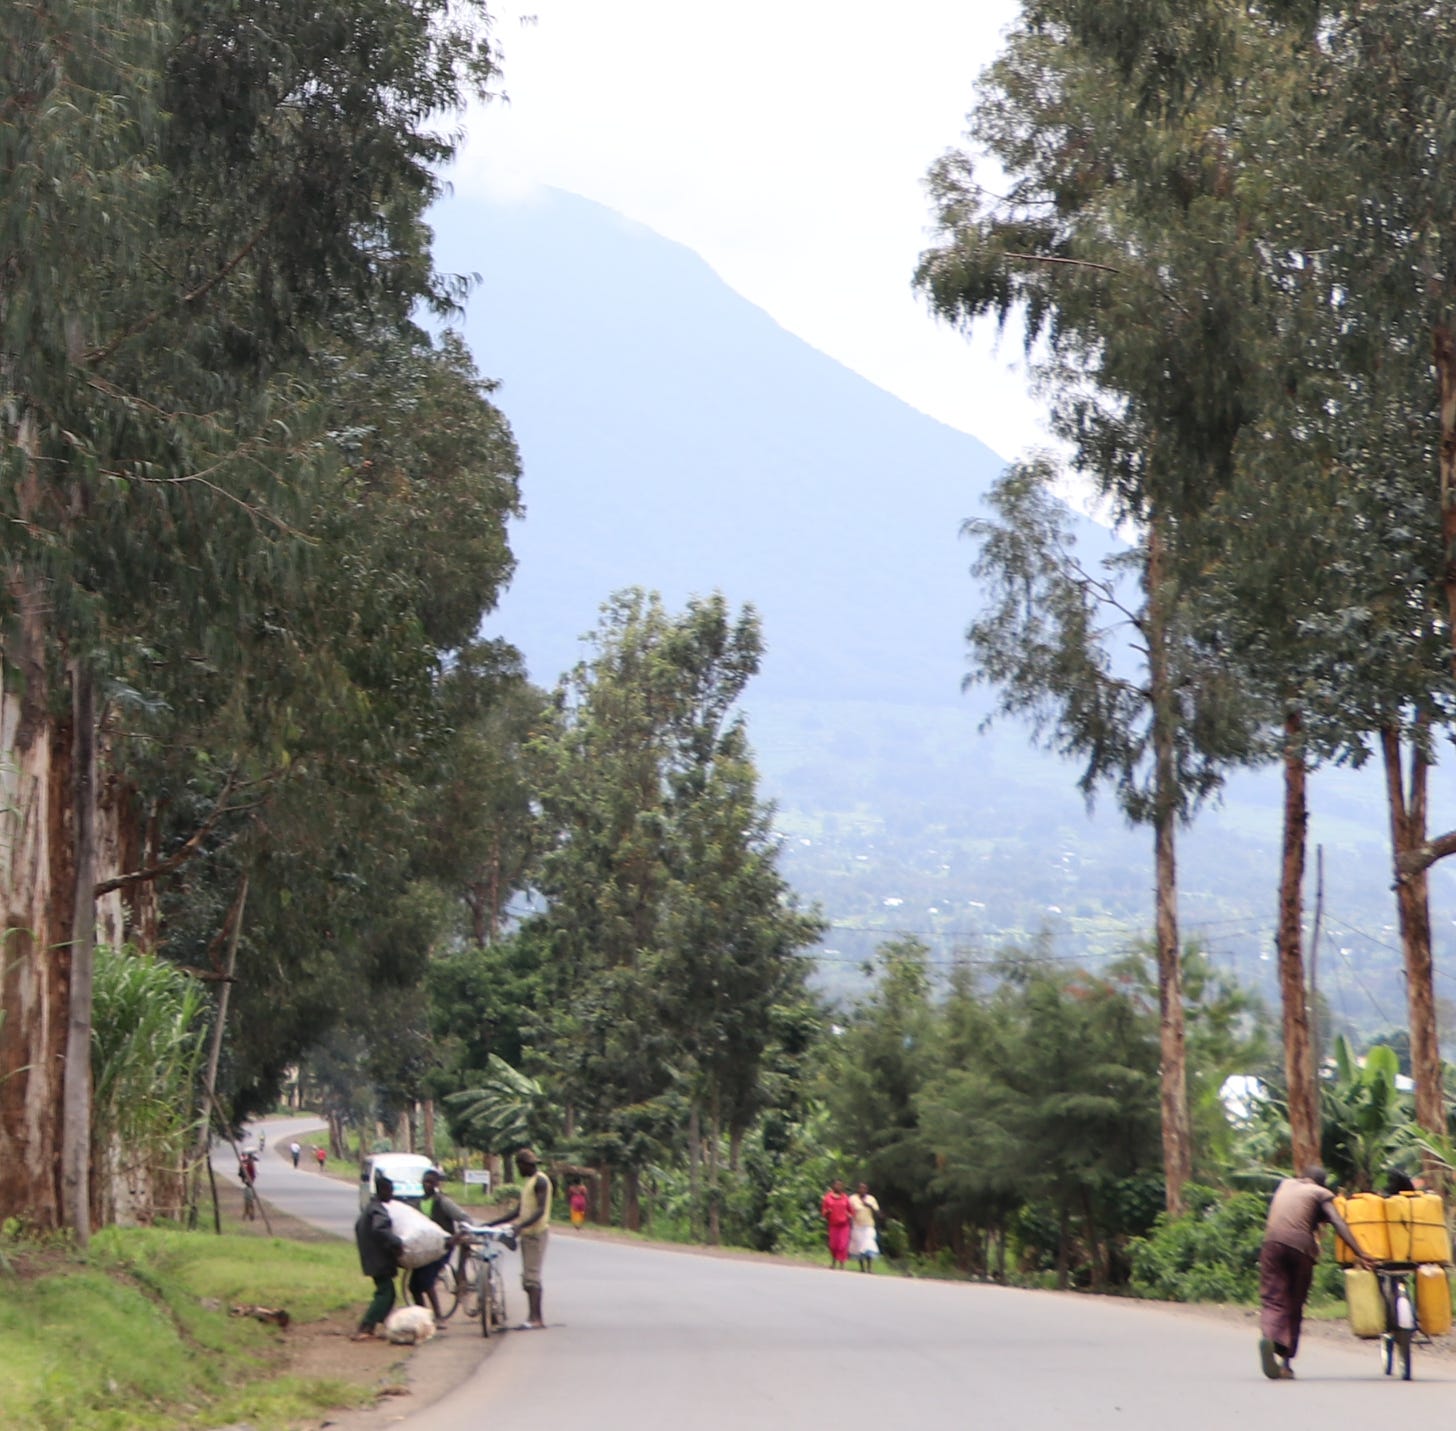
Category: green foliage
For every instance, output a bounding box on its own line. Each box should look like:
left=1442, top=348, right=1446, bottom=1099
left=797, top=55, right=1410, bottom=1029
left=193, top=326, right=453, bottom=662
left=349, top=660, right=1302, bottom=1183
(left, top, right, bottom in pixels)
left=1, top=0, right=527, bottom=1185
left=91, top=947, right=205, bottom=1172
left=1128, top=1185, right=1274, bottom=1303
left=445, top=1055, right=555, bottom=1157
left=822, top=936, right=1267, bottom=1285
left=1320, top=1038, right=1418, bottom=1192
left=523, top=590, right=824, bottom=1186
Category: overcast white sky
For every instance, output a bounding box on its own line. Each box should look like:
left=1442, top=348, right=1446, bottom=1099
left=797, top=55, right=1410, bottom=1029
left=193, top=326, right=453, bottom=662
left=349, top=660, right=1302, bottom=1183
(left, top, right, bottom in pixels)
left=451, top=0, right=1046, bottom=461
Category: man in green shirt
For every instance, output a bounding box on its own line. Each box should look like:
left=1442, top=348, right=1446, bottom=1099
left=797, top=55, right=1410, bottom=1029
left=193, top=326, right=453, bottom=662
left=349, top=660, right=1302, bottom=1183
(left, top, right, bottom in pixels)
left=409, top=1167, right=468, bottom=1324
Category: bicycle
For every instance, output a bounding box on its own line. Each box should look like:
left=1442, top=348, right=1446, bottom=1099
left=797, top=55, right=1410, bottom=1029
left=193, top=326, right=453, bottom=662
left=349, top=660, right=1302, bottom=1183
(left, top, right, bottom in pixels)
left=457, top=1223, right=514, bottom=1337
left=431, top=1236, right=479, bottom=1322
left=1374, top=1264, right=1420, bottom=1381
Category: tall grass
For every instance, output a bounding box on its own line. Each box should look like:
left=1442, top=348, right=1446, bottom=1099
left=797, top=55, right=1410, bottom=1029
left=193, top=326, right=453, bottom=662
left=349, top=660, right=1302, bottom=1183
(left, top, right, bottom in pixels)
left=91, top=947, right=206, bottom=1224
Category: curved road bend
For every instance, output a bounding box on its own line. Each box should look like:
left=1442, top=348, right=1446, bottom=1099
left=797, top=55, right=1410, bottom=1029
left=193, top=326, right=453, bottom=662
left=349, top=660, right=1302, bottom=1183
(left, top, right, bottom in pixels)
left=232, top=1121, right=1455, bottom=1430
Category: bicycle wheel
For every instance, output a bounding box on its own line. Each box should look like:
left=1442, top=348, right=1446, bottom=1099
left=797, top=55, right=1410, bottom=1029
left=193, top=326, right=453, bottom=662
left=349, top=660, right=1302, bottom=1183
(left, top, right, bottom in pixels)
left=486, top=1262, right=508, bottom=1333
left=458, top=1250, right=480, bottom=1318
left=480, top=1262, right=495, bottom=1339
left=435, top=1257, right=460, bottom=1321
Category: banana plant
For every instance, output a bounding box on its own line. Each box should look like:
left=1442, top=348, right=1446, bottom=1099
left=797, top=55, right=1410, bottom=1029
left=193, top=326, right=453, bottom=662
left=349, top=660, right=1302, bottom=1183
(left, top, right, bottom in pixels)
left=1320, top=1037, right=1418, bottom=1191
left=445, top=1055, right=554, bottom=1157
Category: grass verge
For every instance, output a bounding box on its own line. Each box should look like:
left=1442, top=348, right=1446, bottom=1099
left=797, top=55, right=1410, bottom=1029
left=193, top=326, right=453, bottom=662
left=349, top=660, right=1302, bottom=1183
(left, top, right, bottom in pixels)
left=0, top=1224, right=382, bottom=1431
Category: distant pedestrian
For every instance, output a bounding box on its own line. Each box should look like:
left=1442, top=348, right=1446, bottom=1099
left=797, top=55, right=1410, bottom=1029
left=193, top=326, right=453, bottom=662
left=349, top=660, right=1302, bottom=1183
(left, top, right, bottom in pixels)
left=315, top=1145, right=327, bottom=1170
left=352, top=1173, right=403, bottom=1341
left=290, top=1140, right=301, bottom=1168
left=821, top=1179, right=853, bottom=1269
left=848, top=1181, right=881, bottom=1272
left=1258, top=1165, right=1371, bottom=1379
left=238, top=1151, right=259, bottom=1222
left=568, top=1182, right=588, bottom=1227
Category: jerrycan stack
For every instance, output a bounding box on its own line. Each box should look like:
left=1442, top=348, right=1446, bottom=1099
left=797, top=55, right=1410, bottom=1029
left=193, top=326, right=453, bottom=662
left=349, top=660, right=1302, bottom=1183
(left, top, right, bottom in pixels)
left=1335, top=1189, right=1454, bottom=1339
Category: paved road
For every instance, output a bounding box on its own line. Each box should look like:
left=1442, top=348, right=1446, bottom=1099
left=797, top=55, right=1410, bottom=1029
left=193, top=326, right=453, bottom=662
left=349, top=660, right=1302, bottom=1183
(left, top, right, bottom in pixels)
left=223, top=1115, right=361, bottom=1236
left=235, top=1120, right=1456, bottom=1430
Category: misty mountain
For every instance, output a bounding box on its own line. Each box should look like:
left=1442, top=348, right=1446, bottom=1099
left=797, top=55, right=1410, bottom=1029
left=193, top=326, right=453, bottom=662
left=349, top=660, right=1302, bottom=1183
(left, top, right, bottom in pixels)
left=431, top=185, right=1455, bottom=1026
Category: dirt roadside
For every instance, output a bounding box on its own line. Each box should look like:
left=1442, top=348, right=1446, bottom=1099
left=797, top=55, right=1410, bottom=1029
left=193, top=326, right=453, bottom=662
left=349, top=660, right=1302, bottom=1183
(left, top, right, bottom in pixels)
left=214, top=1178, right=498, bottom=1431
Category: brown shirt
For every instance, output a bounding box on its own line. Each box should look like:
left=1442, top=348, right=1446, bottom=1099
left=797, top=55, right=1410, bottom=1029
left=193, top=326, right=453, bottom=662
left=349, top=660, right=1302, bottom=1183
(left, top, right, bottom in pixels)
left=1264, top=1177, right=1335, bottom=1258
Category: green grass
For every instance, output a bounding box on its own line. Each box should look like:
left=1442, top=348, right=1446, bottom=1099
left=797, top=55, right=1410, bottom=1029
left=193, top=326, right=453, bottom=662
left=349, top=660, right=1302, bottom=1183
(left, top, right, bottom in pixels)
left=0, top=1227, right=376, bottom=1431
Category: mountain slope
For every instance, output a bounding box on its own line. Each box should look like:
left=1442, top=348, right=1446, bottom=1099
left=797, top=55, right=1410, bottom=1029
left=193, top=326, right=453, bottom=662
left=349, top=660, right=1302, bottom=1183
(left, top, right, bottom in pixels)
left=430, top=186, right=1451, bottom=1020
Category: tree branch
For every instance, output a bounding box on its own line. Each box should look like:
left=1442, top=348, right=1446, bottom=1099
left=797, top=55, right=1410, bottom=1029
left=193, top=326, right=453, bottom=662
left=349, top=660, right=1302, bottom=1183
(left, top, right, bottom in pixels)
left=83, top=218, right=275, bottom=367
left=91, top=772, right=277, bottom=897
left=1002, top=251, right=1193, bottom=317
left=1395, top=830, right=1456, bottom=880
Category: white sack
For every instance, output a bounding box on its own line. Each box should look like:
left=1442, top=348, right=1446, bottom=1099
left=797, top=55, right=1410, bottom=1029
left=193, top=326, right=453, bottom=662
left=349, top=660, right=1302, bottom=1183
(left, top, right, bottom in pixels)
left=383, top=1304, right=436, bottom=1344
left=386, top=1199, right=448, bottom=1270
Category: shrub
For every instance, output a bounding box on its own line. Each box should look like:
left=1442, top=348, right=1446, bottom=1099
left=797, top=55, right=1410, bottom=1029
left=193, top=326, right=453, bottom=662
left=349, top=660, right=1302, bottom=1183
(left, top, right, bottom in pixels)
left=1128, top=1184, right=1270, bottom=1303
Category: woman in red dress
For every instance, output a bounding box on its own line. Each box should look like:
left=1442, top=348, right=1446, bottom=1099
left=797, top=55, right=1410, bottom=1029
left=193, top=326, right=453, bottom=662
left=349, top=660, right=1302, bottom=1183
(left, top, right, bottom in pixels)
left=821, top=1179, right=853, bottom=1268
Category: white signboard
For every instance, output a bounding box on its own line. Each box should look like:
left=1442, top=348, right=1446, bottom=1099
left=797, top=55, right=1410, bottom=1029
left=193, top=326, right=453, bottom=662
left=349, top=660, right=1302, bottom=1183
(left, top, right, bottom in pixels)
left=463, top=1169, right=492, bottom=1190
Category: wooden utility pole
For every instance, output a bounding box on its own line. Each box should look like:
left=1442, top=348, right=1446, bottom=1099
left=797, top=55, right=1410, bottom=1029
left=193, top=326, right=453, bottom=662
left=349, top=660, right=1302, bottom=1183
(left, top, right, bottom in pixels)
left=188, top=878, right=247, bottom=1230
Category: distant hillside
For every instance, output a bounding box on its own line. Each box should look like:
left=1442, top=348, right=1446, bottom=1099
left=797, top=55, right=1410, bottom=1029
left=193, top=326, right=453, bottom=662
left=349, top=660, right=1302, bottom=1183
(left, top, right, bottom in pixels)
left=431, top=186, right=1456, bottom=1029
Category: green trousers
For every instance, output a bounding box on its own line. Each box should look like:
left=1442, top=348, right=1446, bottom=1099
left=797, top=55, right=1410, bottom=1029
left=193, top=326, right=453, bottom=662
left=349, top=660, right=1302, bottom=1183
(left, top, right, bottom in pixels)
left=361, top=1273, right=395, bottom=1331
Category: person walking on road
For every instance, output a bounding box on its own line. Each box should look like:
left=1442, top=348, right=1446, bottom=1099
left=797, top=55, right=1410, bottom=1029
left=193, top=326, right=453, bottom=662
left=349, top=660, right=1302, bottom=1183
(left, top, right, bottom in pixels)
left=238, top=1151, right=259, bottom=1222
left=290, top=1140, right=301, bottom=1168
left=821, top=1179, right=853, bottom=1269
left=314, top=1145, right=327, bottom=1171
left=848, top=1181, right=881, bottom=1273
left=1258, top=1164, right=1372, bottom=1379
left=490, top=1148, right=551, bottom=1329
left=410, top=1168, right=468, bottom=1325
left=352, top=1173, right=403, bottom=1341
left=568, top=1181, right=588, bottom=1227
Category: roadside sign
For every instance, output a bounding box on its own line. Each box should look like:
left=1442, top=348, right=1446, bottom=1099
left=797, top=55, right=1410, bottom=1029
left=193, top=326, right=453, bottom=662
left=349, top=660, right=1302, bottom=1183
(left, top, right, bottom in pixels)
left=463, top=1169, right=492, bottom=1189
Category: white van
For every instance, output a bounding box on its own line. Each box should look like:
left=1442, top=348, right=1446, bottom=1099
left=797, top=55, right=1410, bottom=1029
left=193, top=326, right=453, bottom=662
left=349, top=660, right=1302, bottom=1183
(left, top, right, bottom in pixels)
left=358, top=1152, right=435, bottom=1211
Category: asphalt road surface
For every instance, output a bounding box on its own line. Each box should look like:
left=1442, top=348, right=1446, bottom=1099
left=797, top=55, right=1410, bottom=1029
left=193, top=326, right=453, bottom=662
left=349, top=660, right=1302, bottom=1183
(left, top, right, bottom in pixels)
left=225, top=1115, right=360, bottom=1236
left=234, top=1121, right=1456, bottom=1430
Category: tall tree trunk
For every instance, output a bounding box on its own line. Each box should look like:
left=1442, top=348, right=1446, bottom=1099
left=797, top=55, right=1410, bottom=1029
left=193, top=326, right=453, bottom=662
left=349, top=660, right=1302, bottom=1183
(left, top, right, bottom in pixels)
left=188, top=880, right=246, bottom=1228
left=1381, top=725, right=1444, bottom=1135
left=1276, top=710, right=1320, bottom=1173
left=0, top=575, right=74, bottom=1230
left=622, top=1167, right=641, bottom=1232
left=1436, top=326, right=1456, bottom=651
left=422, top=1098, right=436, bottom=1163
left=598, top=1163, right=613, bottom=1225
left=707, top=1091, right=721, bottom=1246
left=1147, top=518, right=1191, bottom=1216
left=687, top=1103, right=702, bottom=1239
left=61, top=662, right=98, bottom=1243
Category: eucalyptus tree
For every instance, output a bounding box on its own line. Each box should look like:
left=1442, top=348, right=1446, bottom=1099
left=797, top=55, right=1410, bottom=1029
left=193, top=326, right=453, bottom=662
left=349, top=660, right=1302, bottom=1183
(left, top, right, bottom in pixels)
left=914, top=1, right=1290, bottom=1210
left=1273, top=0, right=1456, bottom=1138
left=528, top=590, right=821, bottom=1231
left=912, top=0, right=1438, bottom=1196
left=147, top=328, right=525, bottom=1129
left=1, top=0, right=503, bottom=1234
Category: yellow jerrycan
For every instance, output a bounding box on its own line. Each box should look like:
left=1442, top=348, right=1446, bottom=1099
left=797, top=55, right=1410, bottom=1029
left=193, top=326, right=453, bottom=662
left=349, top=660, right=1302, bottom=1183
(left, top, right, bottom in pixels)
left=1416, top=1265, right=1453, bottom=1336
left=1385, top=1191, right=1452, bottom=1264
left=1335, top=1193, right=1391, bottom=1265
left=1345, top=1267, right=1386, bottom=1338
